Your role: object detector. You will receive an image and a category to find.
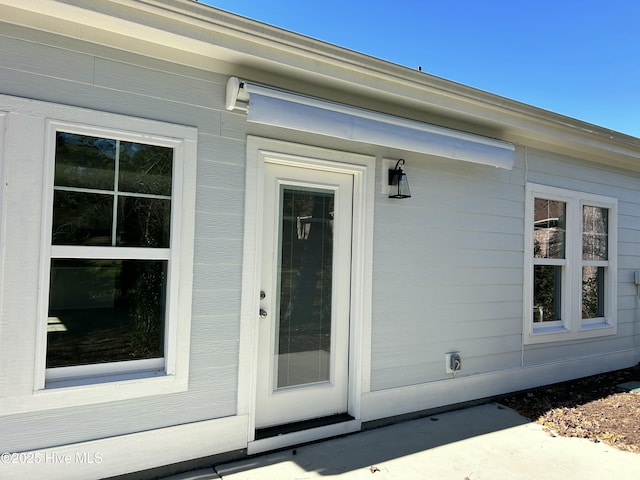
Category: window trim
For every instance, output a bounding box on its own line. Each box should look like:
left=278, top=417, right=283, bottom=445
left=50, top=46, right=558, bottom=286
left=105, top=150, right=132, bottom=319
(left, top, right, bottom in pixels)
left=35, top=116, right=196, bottom=397
left=524, top=183, right=617, bottom=345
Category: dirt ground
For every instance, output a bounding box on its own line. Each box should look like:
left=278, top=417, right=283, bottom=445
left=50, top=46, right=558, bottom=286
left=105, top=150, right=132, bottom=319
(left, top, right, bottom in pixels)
left=500, top=364, right=640, bottom=453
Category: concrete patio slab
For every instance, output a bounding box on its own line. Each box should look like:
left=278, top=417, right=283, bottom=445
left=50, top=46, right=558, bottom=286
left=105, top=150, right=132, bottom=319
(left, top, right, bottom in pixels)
left=162, top=402, right=640, bottom=480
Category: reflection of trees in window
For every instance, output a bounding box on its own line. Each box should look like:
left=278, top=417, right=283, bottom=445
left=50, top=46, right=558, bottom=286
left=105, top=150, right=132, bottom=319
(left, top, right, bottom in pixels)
left=531, top=201, right=609, bottom=323
left=582, top=266, right=604, bottom=319
left=532, top=198, right=566, bottom=323
left=119, top=142, right=172, bottom=196
left=53, top=133, right=172, bottom=248
left=47, top=259, right=167, bottom=367
left=533, top=198, right=566, bottom=259
left=583, top=206, right=608, bottom=261
left=533, top=264, right=561, bottom=322
left=55, top=133, right=116, bottom=190
left=47, top=131, right=173, bottom=370
left=52, top=191, right=113, bottom=245
left=582, top=206, right=607, bottom=319
left=117, top=197, right=171, bottom=247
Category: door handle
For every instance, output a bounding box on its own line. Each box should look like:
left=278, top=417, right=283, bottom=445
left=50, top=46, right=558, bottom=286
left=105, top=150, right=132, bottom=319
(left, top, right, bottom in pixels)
left=259, top=309, right=268, bottom=318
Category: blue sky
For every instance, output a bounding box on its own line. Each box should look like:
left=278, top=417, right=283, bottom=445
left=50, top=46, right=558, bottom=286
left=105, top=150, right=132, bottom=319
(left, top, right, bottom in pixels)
left=202, top=1, right=640, bottom=138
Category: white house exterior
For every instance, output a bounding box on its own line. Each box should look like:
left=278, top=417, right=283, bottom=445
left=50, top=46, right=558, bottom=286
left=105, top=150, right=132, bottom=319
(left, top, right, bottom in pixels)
left=1, top=1, right=639, bottom=478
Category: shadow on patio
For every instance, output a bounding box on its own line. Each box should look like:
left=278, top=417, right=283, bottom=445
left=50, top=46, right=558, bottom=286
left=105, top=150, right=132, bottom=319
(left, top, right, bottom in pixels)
left=215, top=403, right=534, bottom=478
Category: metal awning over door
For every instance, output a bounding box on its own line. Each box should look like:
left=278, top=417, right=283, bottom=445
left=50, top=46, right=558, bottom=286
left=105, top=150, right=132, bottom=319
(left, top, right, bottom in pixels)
left=226, top=76, right=515, bottom=170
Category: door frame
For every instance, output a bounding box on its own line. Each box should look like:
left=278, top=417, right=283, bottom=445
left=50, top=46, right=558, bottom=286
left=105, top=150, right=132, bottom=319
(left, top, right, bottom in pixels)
left=238, top=136, right=375, bottom=454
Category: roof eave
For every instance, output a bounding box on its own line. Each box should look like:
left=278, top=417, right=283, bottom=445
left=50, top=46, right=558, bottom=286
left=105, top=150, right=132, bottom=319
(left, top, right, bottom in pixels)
left=3, top=0, right=639, bottom=169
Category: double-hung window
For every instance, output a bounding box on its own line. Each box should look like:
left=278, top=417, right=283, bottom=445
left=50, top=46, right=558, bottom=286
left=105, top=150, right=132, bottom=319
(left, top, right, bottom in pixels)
left=524, top=183, right=617, bottom=344
left=39, top=118, right=195, bottom=391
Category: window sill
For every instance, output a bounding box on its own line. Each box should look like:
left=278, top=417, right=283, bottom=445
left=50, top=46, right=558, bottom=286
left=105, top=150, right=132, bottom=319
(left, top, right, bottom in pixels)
left=0, top=370, right=188, bottom=416
left=525, top=322, right=616, bottom=345
left=45, top=367, right=166, bottom=390
left=581, top=321, right=613, bottom=331
left=531, top=324, right=568, bottom=335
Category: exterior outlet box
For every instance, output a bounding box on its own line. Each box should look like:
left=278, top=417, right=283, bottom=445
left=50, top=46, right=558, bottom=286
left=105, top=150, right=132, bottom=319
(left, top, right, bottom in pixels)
left=445, top=352, right=462, bottom=374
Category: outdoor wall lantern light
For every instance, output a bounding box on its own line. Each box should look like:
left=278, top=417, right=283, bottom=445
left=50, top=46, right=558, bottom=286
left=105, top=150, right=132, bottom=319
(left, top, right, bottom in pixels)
left=388, top=159, right=411, bottom=198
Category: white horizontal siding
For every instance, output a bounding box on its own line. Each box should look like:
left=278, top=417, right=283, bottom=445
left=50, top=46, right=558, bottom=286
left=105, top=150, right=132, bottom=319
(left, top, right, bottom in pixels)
left=0, top=33, right=95, bottom=83
left=370, top=143, right=640, bottom=392
left=0, top=65, right=224, bottom=135
left=93, top=57, right=223, bottom=109
left=2, top=415, right=249, bottom=480
left=370, top=150, right=526, bottom=391
left=2, top=363, right=238, bottom=452
left=194, top=213, right=244, bottom=241
left=0, top=27, right=248, bottom=454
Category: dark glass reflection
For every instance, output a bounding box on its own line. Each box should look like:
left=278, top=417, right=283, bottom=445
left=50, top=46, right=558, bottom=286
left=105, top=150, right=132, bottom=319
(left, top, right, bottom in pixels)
left=117, top=197, right=171, bottom=247
left=582, top=266, right=605, bottom=319
left=54, top=133, right=116, bottom=190
left=119, top=142, right=173, bottom=196
left=533, top=198, right=566, bottom=259
left=52, top=191, right=113, bottom=245
left=52, top=132, right=174, bottom=249
left=583, top=206, right=608, bottom=261
left=277, top=188, right=334, bottom=388
left=533, top=265, right=562, bottom=323
left=47, top=259, right=167, bottom=368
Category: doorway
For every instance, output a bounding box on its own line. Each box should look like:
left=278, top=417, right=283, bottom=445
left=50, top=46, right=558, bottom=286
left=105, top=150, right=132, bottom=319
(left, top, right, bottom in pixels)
left=242, top=138, right=374, bottom=453
left=255, top=161, right=353, bottom=430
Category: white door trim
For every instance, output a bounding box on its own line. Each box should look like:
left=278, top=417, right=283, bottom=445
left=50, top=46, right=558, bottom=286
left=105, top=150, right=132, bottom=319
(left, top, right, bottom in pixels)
left=238, top=136, right=375, bottom=452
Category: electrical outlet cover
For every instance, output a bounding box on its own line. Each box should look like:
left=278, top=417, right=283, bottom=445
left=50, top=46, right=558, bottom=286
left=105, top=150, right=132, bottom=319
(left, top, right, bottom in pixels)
left=445, top=352, right=461, bottom=374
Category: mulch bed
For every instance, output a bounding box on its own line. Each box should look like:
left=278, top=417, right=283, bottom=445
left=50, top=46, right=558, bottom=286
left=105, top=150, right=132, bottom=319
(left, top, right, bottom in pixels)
left=499, top=363, right=640, bottom=452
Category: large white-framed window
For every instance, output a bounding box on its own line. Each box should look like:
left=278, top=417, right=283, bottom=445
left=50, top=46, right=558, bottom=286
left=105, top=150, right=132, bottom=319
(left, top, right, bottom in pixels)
left=0, top=95, right=196, bottom=414
left=36, top=118, right=196, bottom=394
left=524, top=183, right=617, bottom=344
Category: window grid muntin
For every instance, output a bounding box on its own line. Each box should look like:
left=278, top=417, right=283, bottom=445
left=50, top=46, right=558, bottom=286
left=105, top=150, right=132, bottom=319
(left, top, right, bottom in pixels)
left=580, top=202, right=610, bottom=323
left=525, top=184, right=617, bottom=343
left=111, top=143, right=120, bottom=247
left=582, top=204, right=608, bottom=261
left=532, top=196, right=569, bottom=327
left=54, top=185, right=171, bottom=200
left=53, top=133, right=173, bottom=249
left=533, top=198, right=567, bottom=259
left=46, top=128, right=176, bottom=381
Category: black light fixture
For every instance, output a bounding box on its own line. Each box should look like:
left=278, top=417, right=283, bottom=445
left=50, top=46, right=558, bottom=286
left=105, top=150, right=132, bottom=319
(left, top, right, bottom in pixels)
left=388, top=159, right=411, bottom=198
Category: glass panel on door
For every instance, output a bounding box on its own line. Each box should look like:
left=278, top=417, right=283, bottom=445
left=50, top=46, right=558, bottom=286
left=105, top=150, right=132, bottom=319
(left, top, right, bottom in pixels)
left=276, top=187, right=334, bottom=389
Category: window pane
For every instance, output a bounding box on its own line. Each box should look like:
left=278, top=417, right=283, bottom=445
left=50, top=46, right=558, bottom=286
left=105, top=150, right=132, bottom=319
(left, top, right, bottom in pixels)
left=117, top=197, right=171, bottom=247
left=534, top=198, right=566, bottom=259
left=582, top=266, right=605, bottom=319
left=119, top=142, right=172, bottom=196
left=583, top=206, right=608, bottom=261
left=52, top=191, right=113, bottom=245
left=533, top=265, right=562, bottom=322
left=276, top=188, right=334, bottom=388
left=55, top=133, right=115, bottom=190
left=47, top=259, right=167, bottom=368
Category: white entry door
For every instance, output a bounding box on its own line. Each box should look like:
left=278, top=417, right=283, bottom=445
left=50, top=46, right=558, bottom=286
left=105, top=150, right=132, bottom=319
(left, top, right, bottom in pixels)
left=255, top=159, right=353, bottom=430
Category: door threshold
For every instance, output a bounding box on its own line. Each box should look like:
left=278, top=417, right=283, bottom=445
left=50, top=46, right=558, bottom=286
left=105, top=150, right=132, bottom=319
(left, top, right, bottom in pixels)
left=256, top=413, right=355, bottom=440
left=248, top=418, right=361, bottom=455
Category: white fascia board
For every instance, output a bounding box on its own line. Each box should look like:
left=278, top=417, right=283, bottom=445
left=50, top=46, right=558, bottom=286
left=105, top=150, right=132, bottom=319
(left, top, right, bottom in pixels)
left=229, top=79, right=515, bottom=169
